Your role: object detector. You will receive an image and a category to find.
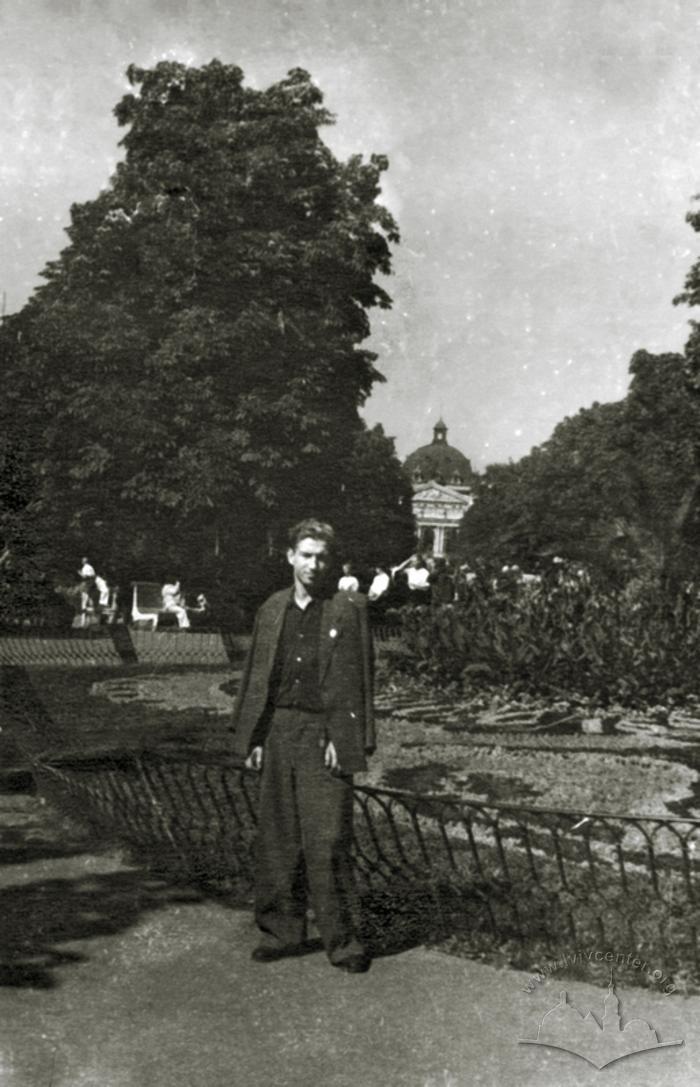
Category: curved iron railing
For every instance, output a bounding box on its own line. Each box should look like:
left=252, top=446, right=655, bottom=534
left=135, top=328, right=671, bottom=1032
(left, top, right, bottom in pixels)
left=348, top=783, right=700, bottom=957
left=2, top=652, right=699, bottom=972
left=30, top=750, right=700, bottom=970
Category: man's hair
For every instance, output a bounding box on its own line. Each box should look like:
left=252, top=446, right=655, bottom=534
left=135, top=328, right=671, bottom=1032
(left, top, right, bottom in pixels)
left=288, top=518, right=336, bottom=551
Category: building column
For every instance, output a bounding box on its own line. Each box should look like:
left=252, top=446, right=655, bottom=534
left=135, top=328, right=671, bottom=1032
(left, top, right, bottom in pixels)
left=433, top=525, right=445, bottom=557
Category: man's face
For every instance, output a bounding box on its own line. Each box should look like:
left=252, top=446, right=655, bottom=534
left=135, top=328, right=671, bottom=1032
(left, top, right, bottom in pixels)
left=288, top=537, right=330, bottom=593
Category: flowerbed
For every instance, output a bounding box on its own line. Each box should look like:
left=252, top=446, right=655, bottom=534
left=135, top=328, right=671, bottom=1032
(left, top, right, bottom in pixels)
left=359, top=716, right=698, bottom=817
left=391, top=574, right=700, bottom=704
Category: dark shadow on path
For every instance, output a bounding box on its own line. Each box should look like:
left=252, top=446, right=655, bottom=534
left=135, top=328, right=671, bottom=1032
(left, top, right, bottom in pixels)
left=0, top=866, right=203, bottom=990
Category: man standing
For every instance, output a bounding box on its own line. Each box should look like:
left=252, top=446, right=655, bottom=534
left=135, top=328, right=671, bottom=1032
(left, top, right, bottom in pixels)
left=77, top=556, right=97, bottom=624
left=367, top=566, right=390, bottom=603
left=367, top=565, right=390, bottom=622
left=231, top=519, right=374, bottom=973
left=405, top=555, right=431, bottom=602
left=429, top=557, right=455, bottom=605
left=78, top=556, right=95, bottom=581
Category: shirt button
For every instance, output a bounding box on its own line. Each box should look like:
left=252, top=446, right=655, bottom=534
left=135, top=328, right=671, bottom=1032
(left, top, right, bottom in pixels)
left=296, top=656, right=302, bottom=662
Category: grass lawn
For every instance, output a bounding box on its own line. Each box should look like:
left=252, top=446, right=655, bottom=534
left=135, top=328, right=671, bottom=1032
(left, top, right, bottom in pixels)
left=17, top=664, right=237, bottom=762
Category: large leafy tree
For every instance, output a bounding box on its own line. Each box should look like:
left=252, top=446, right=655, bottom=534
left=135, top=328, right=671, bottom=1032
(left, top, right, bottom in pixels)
left=458, top=350, right=700, bottom=582
left=338, top=422, right=415, bottom=570
left=1, top=61, right=401, bottom=600
left=457, top=401, right=630, bottom=576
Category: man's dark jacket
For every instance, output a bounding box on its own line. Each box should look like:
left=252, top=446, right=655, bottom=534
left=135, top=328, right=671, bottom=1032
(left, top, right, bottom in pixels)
left=231, top=587, right=375, bottom=772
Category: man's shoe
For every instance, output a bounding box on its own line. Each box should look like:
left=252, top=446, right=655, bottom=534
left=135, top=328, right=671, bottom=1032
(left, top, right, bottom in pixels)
left=333, top=954, right=371, bottom=974
left=251, top=945, right=301, bottom=963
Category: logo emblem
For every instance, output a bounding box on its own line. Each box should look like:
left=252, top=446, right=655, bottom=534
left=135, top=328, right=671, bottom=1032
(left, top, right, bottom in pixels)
left=520, top=973, right=683, bottom=1069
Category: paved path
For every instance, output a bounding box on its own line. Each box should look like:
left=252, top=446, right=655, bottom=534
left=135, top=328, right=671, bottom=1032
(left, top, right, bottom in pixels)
left=1, top=802, right=699, bottom=1087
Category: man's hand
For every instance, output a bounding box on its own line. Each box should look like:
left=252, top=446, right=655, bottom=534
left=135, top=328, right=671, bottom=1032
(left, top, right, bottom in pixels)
left=324, top=740, right=339, bottom=771
left=245, top=745, right=264, bottom=772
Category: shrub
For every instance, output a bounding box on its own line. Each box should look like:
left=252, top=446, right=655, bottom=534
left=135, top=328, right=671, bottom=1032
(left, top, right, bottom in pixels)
left=393, top=571, right=700, bottom=703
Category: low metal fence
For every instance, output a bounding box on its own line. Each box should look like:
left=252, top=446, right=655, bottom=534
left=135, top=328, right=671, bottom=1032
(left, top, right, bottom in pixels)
left=3, top=654, right=699, bottom=975
left=0, top=633, right=124, bottom=667
left=349, top=785, right=700, bottom=966
left=31, top=749, right=700, bottom=971
left=0, top=628, right=391, bottom=666
left=0, top=629, right=249, bottom=667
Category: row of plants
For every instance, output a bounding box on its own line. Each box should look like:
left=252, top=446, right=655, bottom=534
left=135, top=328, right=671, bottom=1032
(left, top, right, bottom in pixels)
left=390, top=572, right=700, bottom=704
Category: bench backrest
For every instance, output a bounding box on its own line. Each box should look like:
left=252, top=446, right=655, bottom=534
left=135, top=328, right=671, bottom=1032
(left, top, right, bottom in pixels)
left=131, top=582, right=163, bottom=613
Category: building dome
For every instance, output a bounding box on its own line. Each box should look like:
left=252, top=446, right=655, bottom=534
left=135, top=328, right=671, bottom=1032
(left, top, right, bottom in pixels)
left=404, top=419, right=474, bottom=489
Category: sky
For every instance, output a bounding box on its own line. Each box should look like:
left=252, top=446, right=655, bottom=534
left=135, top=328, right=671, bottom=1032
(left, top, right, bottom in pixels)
left=2, top=0, right=700, bottom=468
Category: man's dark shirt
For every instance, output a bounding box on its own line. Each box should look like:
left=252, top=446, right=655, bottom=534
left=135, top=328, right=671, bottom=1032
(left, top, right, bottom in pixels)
left=269, top=595, right=323, bottom=712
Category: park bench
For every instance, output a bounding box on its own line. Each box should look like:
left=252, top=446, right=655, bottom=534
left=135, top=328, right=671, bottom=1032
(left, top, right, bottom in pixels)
left=130, top=581, right=179, bottom=630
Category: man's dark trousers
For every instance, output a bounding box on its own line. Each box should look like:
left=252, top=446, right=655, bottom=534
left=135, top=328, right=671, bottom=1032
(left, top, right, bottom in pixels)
left=254, top=707, right=365, bottom=964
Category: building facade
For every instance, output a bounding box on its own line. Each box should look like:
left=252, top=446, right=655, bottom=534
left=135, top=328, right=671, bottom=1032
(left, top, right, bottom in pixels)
left=403, top=419, right=474, bottom=557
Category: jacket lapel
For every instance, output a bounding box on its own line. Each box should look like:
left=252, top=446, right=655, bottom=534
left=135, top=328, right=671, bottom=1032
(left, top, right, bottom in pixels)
left=318, top=595, right=342, bottom=686
left=264, top=589, right=291, bottom=677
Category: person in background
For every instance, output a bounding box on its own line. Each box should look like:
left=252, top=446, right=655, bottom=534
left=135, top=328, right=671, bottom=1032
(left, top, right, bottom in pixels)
left=188, top=592, right=211, bottom=628
left=367, top=565, right=390, bottom=622
left=77, top=556, right=97, bottom=617
left=74, top=556, right=100, bottom=624
left=78, top=556, right=95, bottom=581
left=94, top=572, right=110, bottom=613
left=429, top=557, right=455, bottom=605
left=161, top=578, right=191, bottom=629
left=337, top=561, right=359, bottom=593
left=455, top=563, right=477, bottom=602
left=368, top=566, right=390, bottom=603
left=105, top=582, right=122, bottom=625
left=386, top=567, right=410, bottom=609
left=406, top=555, right=431, bottom=602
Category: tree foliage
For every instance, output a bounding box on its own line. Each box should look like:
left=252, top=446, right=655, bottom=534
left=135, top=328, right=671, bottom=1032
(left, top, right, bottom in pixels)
left=1, top=61, right=408, bottom=605
left=674, top=193, right=700, bottom=379
left=338, top=422, right=415, bottom=570
left=457, top=351, right=700, bottom=583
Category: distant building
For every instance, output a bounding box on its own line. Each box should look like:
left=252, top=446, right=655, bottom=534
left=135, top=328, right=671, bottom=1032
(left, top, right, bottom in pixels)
left=403, top=419, right=474, bottom=556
